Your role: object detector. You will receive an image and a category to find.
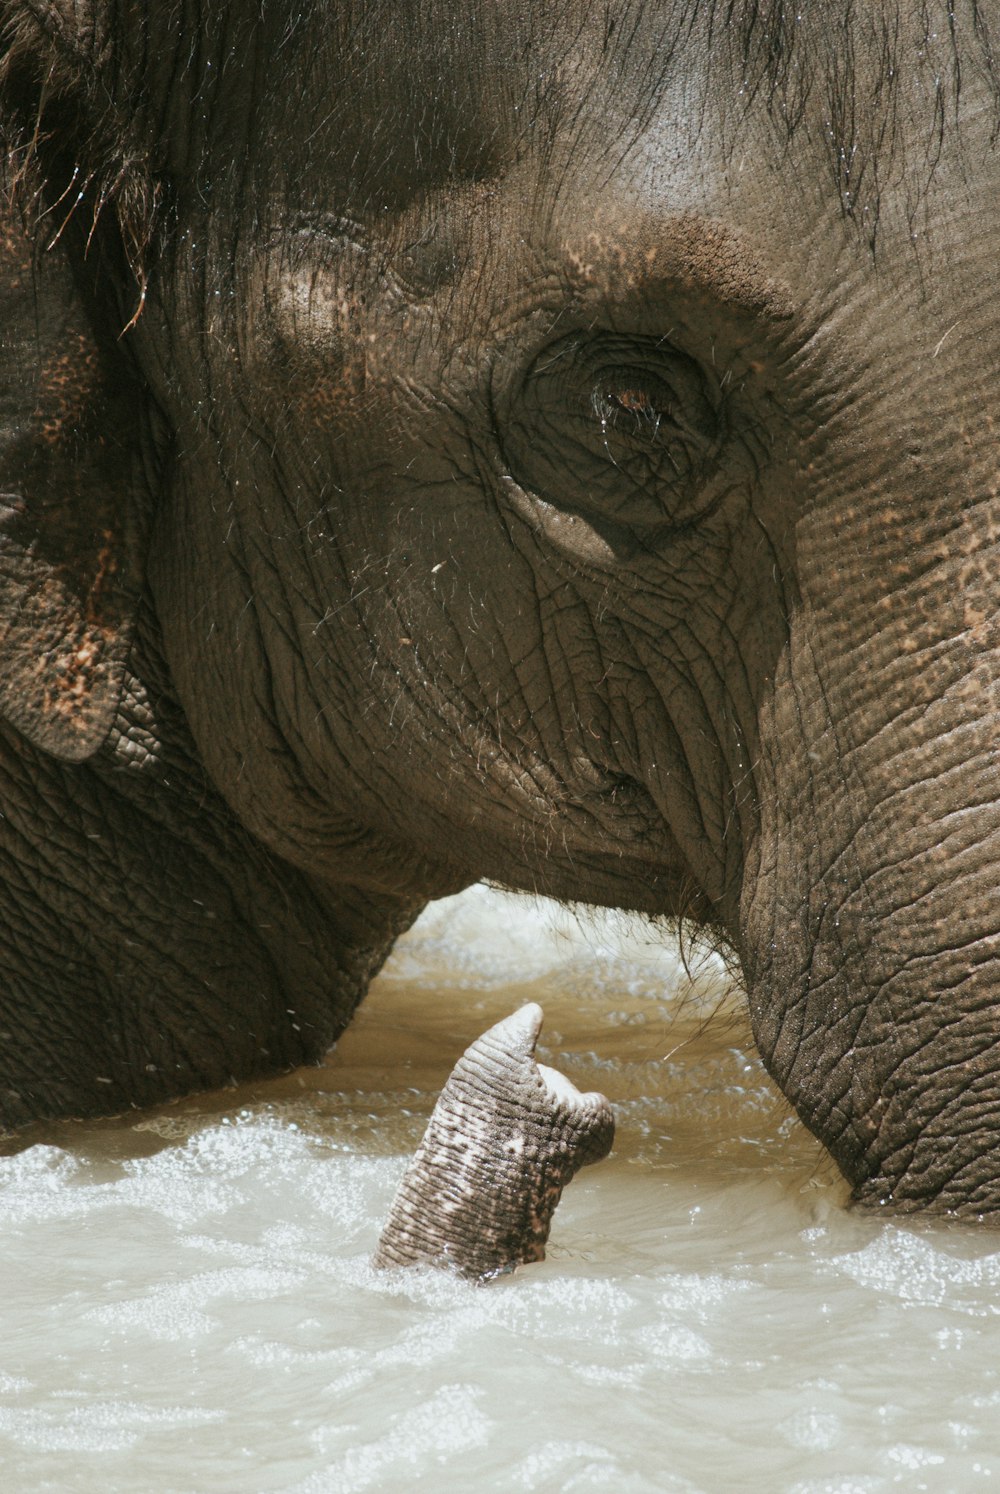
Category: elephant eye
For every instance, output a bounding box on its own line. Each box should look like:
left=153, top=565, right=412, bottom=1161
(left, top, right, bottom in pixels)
left=589, top=362, right=720, bottom=473
left=500, top=334, right=729, bottom=537
left=596, top=383, right=670, bottom=433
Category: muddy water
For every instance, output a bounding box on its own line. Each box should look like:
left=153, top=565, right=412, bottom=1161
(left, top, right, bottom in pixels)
left=3, top=886, right=1000, bottom=1491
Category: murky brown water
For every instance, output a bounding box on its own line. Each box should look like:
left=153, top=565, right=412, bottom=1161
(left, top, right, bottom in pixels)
left=4, top=886, right=1000, bottom=1491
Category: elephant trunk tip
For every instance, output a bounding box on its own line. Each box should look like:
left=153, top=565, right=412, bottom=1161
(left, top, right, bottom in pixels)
left=483, top=1000, right=544, bottom=1057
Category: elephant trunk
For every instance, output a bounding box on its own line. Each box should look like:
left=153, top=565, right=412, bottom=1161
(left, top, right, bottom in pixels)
left=741, top=483, right=1000, bottom=1215
left=373, top=1004, right=614, bottom=1280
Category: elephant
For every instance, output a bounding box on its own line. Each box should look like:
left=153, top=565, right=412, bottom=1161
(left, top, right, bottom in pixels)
left=1, top=0, right=1000, bottom=1222
left=373, top=1005, right=615, bottom=1279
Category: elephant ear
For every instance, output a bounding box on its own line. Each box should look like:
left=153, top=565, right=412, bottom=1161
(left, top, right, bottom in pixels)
left=0, top=192, right=147, bottom=761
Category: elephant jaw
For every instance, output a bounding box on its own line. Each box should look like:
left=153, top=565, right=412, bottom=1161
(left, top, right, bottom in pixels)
left=372, top=1004, right=615, bottom=1280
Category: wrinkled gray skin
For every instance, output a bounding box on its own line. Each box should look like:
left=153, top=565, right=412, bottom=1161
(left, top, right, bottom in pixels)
left=3, top=2, right=1000, bottom=1222
left=374, top=1005, right=615, bottom=1279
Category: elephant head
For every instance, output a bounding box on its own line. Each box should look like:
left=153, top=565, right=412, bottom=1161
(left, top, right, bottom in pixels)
left=2, top=2, right=1000, bottom=1221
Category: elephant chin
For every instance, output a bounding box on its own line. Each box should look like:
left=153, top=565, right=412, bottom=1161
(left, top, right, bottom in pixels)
left=372, top=1004, right=615, bottom=1281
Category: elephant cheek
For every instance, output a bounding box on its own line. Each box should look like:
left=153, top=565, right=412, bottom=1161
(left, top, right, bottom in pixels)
left=373, top=1005, right=615, bottom=1280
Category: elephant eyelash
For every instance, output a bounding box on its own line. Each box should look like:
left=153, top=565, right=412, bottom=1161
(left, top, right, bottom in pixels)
left=589, top=365, right=724, bottom=490
left=595, top=386, right=669, bottom=440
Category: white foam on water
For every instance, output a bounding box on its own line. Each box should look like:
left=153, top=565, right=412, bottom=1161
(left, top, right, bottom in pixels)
left=3, top=887, right=1000, bottom=1491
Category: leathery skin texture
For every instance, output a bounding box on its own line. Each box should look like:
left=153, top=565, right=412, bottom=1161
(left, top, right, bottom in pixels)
left=373, top=1005, right=615, bottom=1280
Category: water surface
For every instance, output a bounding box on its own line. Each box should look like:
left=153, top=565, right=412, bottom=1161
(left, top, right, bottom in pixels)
left=3, top=886, right=1000, bottom=1491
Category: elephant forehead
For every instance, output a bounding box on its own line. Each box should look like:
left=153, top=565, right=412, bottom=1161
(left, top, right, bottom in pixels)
left=253, top=206, right=791, bottom=348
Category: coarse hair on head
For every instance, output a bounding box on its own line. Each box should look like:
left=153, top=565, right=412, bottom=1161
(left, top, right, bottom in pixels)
left=0, top=2, right=157, bottom=309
